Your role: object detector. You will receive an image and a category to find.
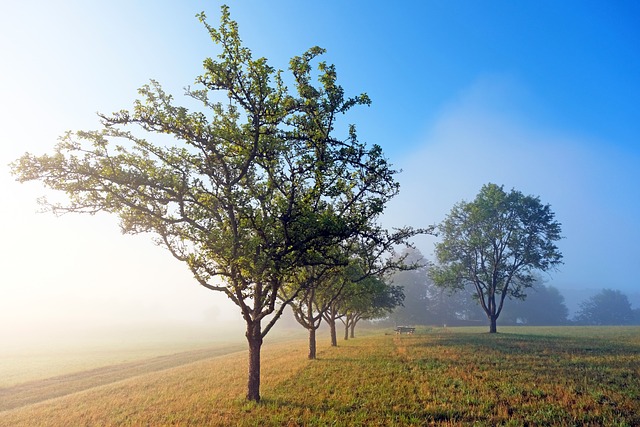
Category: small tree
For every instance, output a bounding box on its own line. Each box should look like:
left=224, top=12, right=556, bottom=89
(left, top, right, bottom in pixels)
left=574, top=289, right=635, bottom=325
left=430, top=183, right=563, bottom=333
left=285, top=235, right=420, bottom=358
left=11, top=7, right=415, bottom=401
left=323, top=297, right=343, bottom=347
left=283, top=264, right=347, bottom=359
left=341, top=275, right=404, bottom=339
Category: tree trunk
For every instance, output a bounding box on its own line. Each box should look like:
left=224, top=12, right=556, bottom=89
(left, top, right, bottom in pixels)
left=328, top=318, right=337, bottom=346
left=344, top=322, right=349, bottom=340
left=489, top=315, right=498, bottom=333
left=308, top=327, right=317, bottom=359
left=484, top=293, right=498, bottom=333
left=350, top=321, right=356, bottom=338
left=246, top=321, right=263, bottom=401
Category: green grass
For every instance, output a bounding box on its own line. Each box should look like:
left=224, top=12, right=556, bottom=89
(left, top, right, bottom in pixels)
left=252, top=327, right=640, bottom=426
left=1, top=326, right=638, bottom=426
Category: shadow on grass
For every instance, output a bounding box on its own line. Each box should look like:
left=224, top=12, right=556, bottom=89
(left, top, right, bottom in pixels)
left=424, top=328, right=640, bottom=357
left=257, top=397, right=471, bottom=425
left=248, top=328, right=640, bottom=425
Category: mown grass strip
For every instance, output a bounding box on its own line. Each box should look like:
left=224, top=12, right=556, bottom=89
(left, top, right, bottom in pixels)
left=0, top=344, right=246, bottom=411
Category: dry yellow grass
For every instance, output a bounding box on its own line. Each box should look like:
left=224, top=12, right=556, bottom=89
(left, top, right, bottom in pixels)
left=0, top=337, right=314, bottom=426
left=0, top=345, right=248, bottom=412
left=2, top=326, right=638, bottom=426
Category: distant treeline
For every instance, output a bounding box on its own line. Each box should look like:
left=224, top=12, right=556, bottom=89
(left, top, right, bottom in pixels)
left=386, top=248, right=640, bottom=328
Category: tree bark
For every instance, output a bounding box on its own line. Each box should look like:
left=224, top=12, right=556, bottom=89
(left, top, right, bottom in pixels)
left=246, top=321, right=263, bottom=401
left=308, top=327, right=317, bottom=359
left=344, top=322, right=349, bottom=340
left=350, top=321, right=356, bottom=338
left=489, top=315, right=498, bottom=333
left=328, top=318, right=337, bottom=346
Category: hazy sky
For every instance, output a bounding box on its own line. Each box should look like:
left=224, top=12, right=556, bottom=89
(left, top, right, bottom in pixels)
left=1, top=1, right=639, bottom=341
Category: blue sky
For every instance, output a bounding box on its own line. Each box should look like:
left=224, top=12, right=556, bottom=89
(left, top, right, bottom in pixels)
left=1, top=1, right=638, bottom=339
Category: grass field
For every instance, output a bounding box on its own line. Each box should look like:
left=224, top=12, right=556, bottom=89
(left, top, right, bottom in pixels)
left=1, top=326, right=638, bottom=426
left=0, top=324, right=248, bottom=387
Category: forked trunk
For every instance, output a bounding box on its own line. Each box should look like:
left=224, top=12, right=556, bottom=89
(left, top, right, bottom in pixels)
left=246, top=322, right=263, bottom=401
left=484, top=293, right=498, bottom=333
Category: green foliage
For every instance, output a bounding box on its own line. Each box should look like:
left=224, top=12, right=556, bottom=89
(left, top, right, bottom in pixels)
left=431, top=183, right=563, bottom=332
left=575, top=289, right=636, bottom=325
left=11, top=5, right=418, bottom=401
left=500, top=283, right=569, bottom=325
left=343, top=274, right=404, bottom=323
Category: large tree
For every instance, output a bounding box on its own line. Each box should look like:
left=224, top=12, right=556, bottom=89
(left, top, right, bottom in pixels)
left=430, top=183, right=563, bottom=333
left=11, top=7, right=415, bottom=401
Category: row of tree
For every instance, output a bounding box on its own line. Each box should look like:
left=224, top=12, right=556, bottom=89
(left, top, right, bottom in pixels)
left=15, top=4, right=631, bottom=406
left=390, top=248, right=639, bottom=327
left=285, top=261, right=403, bottom=359
left=11, top=6, right=418, bottom=402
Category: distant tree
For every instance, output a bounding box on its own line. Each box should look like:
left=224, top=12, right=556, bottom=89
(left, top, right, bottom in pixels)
left=11, top=7, right=418, bottom=401
left=341, top=275, right=404, bottom=339
left=431, top=183, right=563, bottom=333
left=500, top=283, right=569, bottom=325
left=323, top=298, right=343, bottom=347
left=315, top=261, right=406, bottom=346
left=389, top=247, right=430, bottom=325
left=389, top=247, right=485, bottom=327
left=285, top=238, right=419, bottom=358
left=574, top=289, right=635, bottom=325
left=283, top=265, right=343, bottom=360
left=424, top=283, right=485, bottom=326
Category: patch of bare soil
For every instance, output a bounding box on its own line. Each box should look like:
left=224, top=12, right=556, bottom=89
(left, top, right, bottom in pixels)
left=0, top=344, right=246, bottom=411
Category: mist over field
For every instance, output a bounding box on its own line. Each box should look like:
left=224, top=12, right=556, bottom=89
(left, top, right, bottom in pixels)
left=1, top=1, right=639, bottom=355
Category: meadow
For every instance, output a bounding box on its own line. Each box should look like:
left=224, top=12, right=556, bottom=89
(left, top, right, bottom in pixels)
left=1, top=326, right=638, bottom=426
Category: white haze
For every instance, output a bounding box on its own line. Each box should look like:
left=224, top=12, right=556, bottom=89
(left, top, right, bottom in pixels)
left=384, top=75, right=640, bottom=311
left=3, top=74, right=639, bottom=353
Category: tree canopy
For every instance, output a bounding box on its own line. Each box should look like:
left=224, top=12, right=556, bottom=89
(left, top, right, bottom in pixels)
left=340, top=272, right=404, bottom=339
left=574, top=289, right=635, bottom=325
left=11, top=6, right=418, bottom=401
left=283, top=261, right=348, bottom=359
left=499, top=283, right=569, bottom=326
left=430, top=183, right=563, bottom=333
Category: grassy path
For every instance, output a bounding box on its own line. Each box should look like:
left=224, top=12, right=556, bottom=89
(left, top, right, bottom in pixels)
left=0, top=343, right=246, bottom=411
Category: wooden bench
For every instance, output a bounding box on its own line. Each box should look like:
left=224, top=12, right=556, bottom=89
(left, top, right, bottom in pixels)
left=394, top=326, right=415, bottom=334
